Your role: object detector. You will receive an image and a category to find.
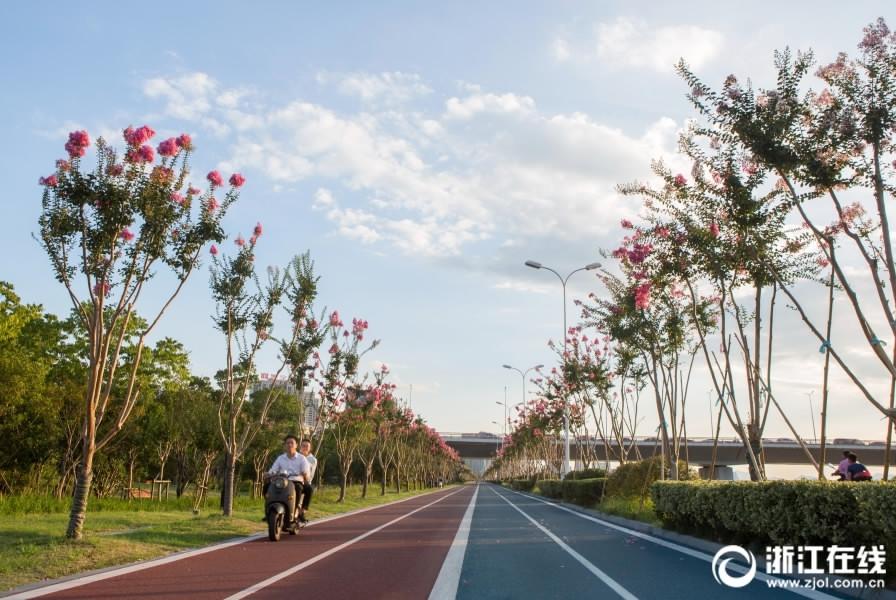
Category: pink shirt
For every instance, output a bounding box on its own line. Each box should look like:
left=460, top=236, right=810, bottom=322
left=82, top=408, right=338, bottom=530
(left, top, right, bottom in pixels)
left=836, top=458, right=850, bottom=477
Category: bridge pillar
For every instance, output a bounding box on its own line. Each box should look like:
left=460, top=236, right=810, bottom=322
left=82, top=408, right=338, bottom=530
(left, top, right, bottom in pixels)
left=698, top=465, right=734, bottom=480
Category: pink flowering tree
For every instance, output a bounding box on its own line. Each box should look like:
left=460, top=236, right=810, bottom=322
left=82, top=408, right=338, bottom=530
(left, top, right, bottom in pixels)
left=615, top=139, right=816, bottom=479
left=37, top=127, right=235, bottom=538
left=209, top=222, right=288, bottom=516
left=581, top=223, right=717, bottom=480
left=677, top=18, right=896, bottom=472
left=309, top=312, right=379, bottom=500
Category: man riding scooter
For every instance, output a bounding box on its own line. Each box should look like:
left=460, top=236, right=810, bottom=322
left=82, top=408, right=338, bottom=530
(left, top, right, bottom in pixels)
left=265, top=435, right=311, bottom=526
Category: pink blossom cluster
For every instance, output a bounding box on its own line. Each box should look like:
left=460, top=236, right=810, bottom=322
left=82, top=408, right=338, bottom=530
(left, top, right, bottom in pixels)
left=65, top=130, right=90, bottom=159
left=329, top=310, right=343, bottom=328
left=230, top=173, right=246, bottom=187
left=126, top=144, right=155, bottom=164
left=124, top=125, right=155, bottom=147
left=157, top=138, right=179, bottom=157
left=352, top=318, right=369, bottom=340
left=634, top=282, right=652, bottom=310
left=120, top=228, right=135, bottom=242
left=39, top=174, right=59, bottom=187
left=207, top=170, right=224, bottom=187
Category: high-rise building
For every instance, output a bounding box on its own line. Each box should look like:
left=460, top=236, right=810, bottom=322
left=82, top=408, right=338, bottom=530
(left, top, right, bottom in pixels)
left=250, top=373, right=319, bottom=434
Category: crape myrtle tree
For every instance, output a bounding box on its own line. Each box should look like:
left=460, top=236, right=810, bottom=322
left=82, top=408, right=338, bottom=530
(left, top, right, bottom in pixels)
left=37, top=125, right=237, bottom=538
left=611, top=142, right=813, bottom=479
left=676, top=18, right=896, bottom=470
left=580, top=241, right=711, bottom=480
left=209, top=226, right=290, bottom=517
left=309, top=311, right=377, bottom=497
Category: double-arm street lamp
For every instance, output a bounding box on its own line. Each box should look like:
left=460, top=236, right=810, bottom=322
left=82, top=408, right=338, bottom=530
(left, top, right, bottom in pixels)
left=525, top=259, right=602, bottom=477
left=501, top=363, right=543, bottom=430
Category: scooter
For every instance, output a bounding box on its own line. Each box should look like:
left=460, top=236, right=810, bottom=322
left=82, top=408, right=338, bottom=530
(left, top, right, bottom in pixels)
left=265, top=471, right=305, bottom=541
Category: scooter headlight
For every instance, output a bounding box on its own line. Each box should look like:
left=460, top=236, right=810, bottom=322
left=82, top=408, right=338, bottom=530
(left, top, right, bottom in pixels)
left=274, top=478, right=287, bottom=489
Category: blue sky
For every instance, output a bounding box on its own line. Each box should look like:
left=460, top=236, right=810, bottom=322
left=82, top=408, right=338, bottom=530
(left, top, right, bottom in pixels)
left=2, top=2, right=893, bottom=442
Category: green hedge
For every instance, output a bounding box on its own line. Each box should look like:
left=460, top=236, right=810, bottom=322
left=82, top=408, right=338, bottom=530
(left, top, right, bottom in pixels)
left=564, top=468, right=608, bottom=481
left=537, top=479, right=562, bottom=499
left=536, top=478, right=606, bottom=506
left=561, top=478, right=606, bottom=505
left=508, top=479, right=537, bottom=492
left=605, top=457, right=691, bottom=498
left=651, top=480, right=896, bottom=563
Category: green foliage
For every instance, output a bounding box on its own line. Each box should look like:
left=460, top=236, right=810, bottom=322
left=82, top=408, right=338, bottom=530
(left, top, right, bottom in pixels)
left=561, top=478, right=606, bottom=506
left=564, top=468, right=608, bottom=480
left=605, top=457, right=691, bottom=499
left=536, top=478, right=606, bottom=506
left=508, top=478, right=536, bottom=492
left=536, top=479, right=562, bottom=499
left=651, top=480, right=896, bottom=560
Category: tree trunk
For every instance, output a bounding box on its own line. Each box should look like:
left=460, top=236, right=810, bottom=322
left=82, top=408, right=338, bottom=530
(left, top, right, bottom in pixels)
left=221, top=452, right=236, bottom=516
left=66, top=464, right=93, bottom=539
left=338, top=461, right=350, bottom=503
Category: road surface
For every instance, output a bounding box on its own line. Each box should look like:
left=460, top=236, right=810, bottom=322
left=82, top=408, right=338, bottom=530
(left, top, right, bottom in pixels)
left=5, top=484, right=859, bottom=599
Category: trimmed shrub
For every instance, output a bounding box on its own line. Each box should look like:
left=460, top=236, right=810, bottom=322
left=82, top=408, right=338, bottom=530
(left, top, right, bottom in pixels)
left=564, top=468, right=608, bottom=481
left=651, top=480, right=896, bottom=554
left=561, top=478, right=607, bottom=506
left=537, top=479, right=563, bottom=499
left=509, top=479, right=536, bottom=492
left=605, top=457, right=691, bottom=499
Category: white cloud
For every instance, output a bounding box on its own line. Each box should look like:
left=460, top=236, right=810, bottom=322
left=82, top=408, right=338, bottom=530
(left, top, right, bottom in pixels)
left=143, top=73, right=217, bottom=120
left=318, top=71, right=432, bottom=105
left=551, top=18, right=723, bottom=72
left=552, top=38, right=571, bottom=62
left=595, top=18, right=723, bottom=72
left=444, top=91, right=536, bottom=120
left=141, top=71, right=686, bottom=258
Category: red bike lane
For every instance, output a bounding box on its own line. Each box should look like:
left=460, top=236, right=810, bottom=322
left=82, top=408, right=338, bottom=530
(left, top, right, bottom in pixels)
left=247, top=484, right=475, bottom=599
left=22, top=486, right=472, bottom=600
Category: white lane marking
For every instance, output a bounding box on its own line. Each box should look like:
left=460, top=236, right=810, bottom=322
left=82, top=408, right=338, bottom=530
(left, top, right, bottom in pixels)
left=506, top=487, right=838, bottom=600
left=491, top=487, right=638, bottom=600
left=225, top=487, right=467, bottom=600
left=428, top=484, right=479, bottom=600
left=5, top=488, right=456, bottom=600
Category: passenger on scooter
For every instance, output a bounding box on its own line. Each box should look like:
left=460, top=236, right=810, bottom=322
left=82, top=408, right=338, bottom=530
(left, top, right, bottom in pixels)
left=299, top=439, right=317, bottom=522
left=265, top=435, right=310, bottom=521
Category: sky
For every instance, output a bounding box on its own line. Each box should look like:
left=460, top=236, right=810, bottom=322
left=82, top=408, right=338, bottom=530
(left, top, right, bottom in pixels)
left=2, top=1, right=894, bottom=446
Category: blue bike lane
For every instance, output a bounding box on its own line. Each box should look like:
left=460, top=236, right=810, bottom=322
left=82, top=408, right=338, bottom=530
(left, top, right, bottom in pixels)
left=455, top=484, right=845, bottom=600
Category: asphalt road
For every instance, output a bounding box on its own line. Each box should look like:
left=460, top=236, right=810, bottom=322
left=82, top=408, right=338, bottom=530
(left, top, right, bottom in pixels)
left=5, top=483, right=863, bottom=599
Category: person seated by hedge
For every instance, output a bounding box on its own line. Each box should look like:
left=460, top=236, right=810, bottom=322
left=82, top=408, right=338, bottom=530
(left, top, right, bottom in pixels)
left=846, top=453, right=873, bottom=481
left=831, top=450, right=850, bottom=481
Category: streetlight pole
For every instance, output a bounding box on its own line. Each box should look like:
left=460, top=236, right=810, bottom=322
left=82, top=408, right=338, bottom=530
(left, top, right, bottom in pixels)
left=502, top=363, right=544, bottom=428
left=807, top=390, right=817, bottom=444
left=525, top=259, right=601, bottom=477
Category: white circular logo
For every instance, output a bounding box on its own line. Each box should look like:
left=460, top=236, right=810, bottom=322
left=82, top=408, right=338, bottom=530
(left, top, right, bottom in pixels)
left=711, top=545, right=757, bottom=588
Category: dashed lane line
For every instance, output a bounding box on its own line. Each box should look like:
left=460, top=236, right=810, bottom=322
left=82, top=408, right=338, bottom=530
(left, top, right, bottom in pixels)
left=491, top=487, right=639, bottom=600
left=505, top=487, right=839, bottom=600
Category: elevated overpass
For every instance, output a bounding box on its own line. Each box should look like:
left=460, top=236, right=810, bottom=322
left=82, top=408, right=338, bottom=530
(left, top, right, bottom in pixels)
left=442, top=432, right=895, bottom=476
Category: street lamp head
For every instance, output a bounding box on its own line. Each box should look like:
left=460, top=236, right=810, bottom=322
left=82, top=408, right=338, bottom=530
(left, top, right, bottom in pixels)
left=502, top=364, right=512, bottom=370
left=524, top=260, right=542, bottom=269
left=535, top=364, right=544, bottom=369
left=496, top=401, right=504, bottom=406
left=584, top=261, right=602, bottom=270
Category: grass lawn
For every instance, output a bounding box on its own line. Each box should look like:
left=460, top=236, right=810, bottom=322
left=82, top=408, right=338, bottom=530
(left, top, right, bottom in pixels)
left=0, top=484, right=442, bottom=591
left=594, top=496, right=661, bottom=526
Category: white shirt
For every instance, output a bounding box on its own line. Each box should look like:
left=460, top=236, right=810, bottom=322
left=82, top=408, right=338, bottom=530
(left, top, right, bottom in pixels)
left=304, top=454, right=317, bottom=480
left=269, top=452, right=310, bottom=482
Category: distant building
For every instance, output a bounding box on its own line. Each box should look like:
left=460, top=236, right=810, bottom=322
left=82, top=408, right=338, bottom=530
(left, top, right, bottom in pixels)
left=250, top=373, right=319, bottom=433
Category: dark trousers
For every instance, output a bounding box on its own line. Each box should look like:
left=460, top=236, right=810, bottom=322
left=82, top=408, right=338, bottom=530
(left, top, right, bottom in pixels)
left=301, top=483, right=313, bottom=509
